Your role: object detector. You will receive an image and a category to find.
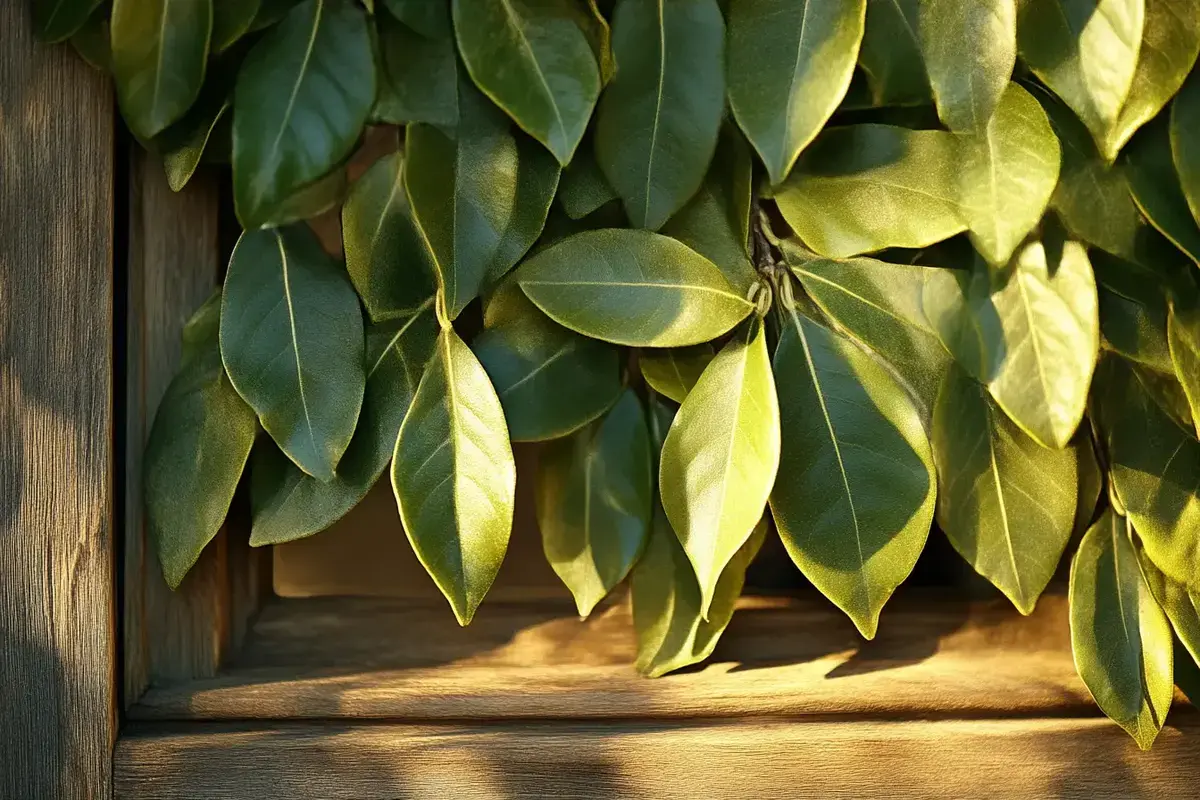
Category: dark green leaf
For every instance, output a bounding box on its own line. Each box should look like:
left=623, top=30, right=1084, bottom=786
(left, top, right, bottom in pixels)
left=473, top=279, right=622, bottom=441
left=1069, top=508, right=1173, bottom=750
left=157, top=91, right=230, bottom=192
left=659, top=125, right=758, bottom=293
left=1172, top=68, right=1200, bottom=228
left=932, top=363, right=1077, bottom=613
left=1125, top=116, right=1200, bottom=264
left=519, top=229, right=754, bottom=347
left=220, top=225, right=365, bottom=482
left=1017, top=0, right=1144, bottom=161
left=452, top=0, right=600, bottom=164
left=1106, top=0, right=1200, bottom=161
left=373, top=7, right=458, bottom=127
left=383, top=0, right=448, bottom=37
left=251, top=0, right=302, bottom=29
left=957, top=82, right=1060, bottom=266
left=632, top=506, right=765, bottom=677
left=250, top=301, right=437, bottom=544
left=660, top=321, right=779, bottom=617
left=639, top=344, right=715, bottom=404
left=342, top=151, right=437, bottom=321
left=537, top=389, right=652, bottom=616
left=1093, top=356, right=1200, bottom=589
left=921, top=258, right=993, bottom=381
left=112, top=0, right=212, bottom=140
left=785, top=245, right=950, bottom=417
left=392, top=326, right=516, bottom=625
left=405, top=82, right=561, bottom=319
left=594, top=0, right=725, bottom=230
left=918, top=0, right=1016, bottom=133
left=728, top=0, right=866, bottom=185
left=770, top=304, right=935, bottom=637
left=212, top=0, right=261, bottom=52
left=35, top=0, right=106, bottom=43
left=69, top=6, right=112, bottom=71
left=1168, top=301, right=1200, bottom=434
left=558, top=145, right=618, bottom=220
left=232, top=0, right=376, bottom=229
left=1135, top=362, right=1196, bottom=432
left=1100, top=285, right=1172, bottom=372
left=145, top=294, right=258, bottom=588
left=857, top=0, right=930, bottom=106
left=1074, top=430, right=1103, bottom=537
left=775, top=124, right=965, bottom=258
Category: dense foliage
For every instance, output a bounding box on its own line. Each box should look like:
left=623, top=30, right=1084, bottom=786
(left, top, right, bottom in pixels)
left=38, top=0, right=1200, bottom=747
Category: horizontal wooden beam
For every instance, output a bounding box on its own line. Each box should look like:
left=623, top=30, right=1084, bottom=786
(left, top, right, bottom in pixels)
left=114, top=715, right=1200, bottom=799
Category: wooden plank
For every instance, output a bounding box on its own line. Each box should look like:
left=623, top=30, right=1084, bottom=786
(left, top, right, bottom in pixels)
left=0, top=8, right=116, bottom=799
left=132, top=593, right=1166, bottom=722
left=113, top=715, right=1200, bottom=799
left=124, top=149, right=232, bottom=703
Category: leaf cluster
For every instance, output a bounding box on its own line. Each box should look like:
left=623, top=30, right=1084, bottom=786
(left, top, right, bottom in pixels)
left=39, top=0, right=1200, bottom=745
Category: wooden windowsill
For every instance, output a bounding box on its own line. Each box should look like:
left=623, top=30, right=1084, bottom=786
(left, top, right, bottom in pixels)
left=116, top=591, right=1200, bottom=798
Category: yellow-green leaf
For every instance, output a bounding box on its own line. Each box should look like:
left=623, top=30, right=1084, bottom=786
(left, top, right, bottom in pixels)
left=1126, top=114, right=1200, bottom=263
left=639, top=344, right=716, bottom=404
left=918, top=0, right=1016, bottom=133
left=1168, top=302, right=1200, bottom=436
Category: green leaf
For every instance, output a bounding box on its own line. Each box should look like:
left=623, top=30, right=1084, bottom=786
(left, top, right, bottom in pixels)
left=1172, top=68, right=1200, bottom=228
left=1017, top=0, right=1145, bottom=160
left=145, top=293, right=258, bottom=588
left=112, top=0, right=213, bottom=140
left=383, top=0, right=448, bottom=36
left=558, top=145, right=618, bottom=220
left=981, top=238, right=1099, bottom=449
left=1139, top=548, right=1200, bottom=669
left=220, top=225, right=366, bottom=482
left=1100, top=285, right=1172, bottom=372
left=69, top=6, right=113, bottom=71
left=35, top=0, right=106, bottom=43
left=639, top=344, right=716, bottom=404
left=660, top=320, right=779, bottom=618
left=405, top=82, right=561, bottom=319
left=232, top=0, right=376, bottom=229
left=250, top=301, right=437, bottom=545
left=157, top=86, right=230, bottom=192
left=518, top=229, right=754, bottom=347
left=373, top=6, right=459, bottom=127
left=537, top=389, right=652, bottom=616
left=660, top=125, right=758, bottom=293
left=918, top=0, right=1016, bottom=133
left=594, top=0, right=725, bottom=230
left=1126, top=114, right=1200, bottom=263
left=727, top=0, right=866, bottom=185
left=921, top=258, right=993, bottom=381
left=392, top=326, right=516, bottom=625
left=932, top=363, right=1077, bottom=613
left=632, top=504, right=765, bottom=677
left=784, top=246, right=950, bottom=417
left=1093, top=356, right=1200, bottom=589
left=473, top=278, right=622, bottom=441
left=957, top=82, right=1061, bottom=266
left=1168, top=301, right=1200, bottom=435
left=342, top=151, right=437, bottom=321
left=213, top=0, right=261, bottom=52
left=770, top=304, right=935, bottom=638
left=264, top=165, right=350, bottom=228
left=774, top=125, right=965, bottom=258
left=1032, top=84, right=1143, bottom=259
left=452, top=0, right=600, bottom=164
left=579, top=0, right=616, bottom=85
left=857, top=0, right=930, bottom=106
left=250, top=0, right=302, bottom=28
left=1105, top=0, right=1200, bottom=161
left=1069, top=508, right=1173, bottom=750
left=1074, top=430, right=1103, bottom=536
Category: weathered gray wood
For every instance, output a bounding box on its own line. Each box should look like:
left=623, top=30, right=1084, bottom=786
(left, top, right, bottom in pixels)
left=124, top=150, right=232, bottom=703
left=113, top=714, right=1200, bottom=799
left=0, top=8, right=116, bottom=798
left=132, top=593, right=1183, bottom=722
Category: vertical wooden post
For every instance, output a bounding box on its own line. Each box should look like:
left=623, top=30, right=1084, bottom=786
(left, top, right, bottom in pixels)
left=0, top=5, right=116, bottom=798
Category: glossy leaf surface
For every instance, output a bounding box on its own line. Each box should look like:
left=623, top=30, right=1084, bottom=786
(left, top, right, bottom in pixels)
left=220, top=225, right=365, bottom=482
left=770, top=306, right=935, bottom=638
left=518, top=229, right=753, bottom=347
left=392, top=327, right=516, bottom=625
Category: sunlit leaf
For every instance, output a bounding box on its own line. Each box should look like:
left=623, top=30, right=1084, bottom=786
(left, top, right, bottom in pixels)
left=918, top=0, right=1016, bottom=133
left=639, top=344, right=716, bottom=404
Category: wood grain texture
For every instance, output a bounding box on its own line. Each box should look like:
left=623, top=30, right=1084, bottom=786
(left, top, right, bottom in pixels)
left=131, top=592, right=1187, bottom=722
left=124, top=149, right=232, bottom=703
left=0, top=7, right=116, bottom=798
left=113, top=715, right=1200, bottom=799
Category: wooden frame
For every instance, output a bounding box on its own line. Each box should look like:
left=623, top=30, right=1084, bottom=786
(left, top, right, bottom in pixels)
left=3, top=5, right=1199, bottom=796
